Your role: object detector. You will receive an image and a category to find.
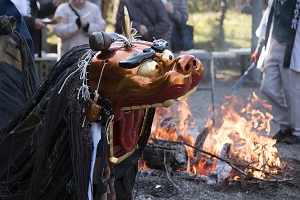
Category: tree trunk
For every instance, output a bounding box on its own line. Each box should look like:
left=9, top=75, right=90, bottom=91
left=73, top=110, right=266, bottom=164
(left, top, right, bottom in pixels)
left=251, top=0, right=263, bottom=53
left=219, top=0, right=228, bottom=47
left=249, top=0, right=263, bottom=83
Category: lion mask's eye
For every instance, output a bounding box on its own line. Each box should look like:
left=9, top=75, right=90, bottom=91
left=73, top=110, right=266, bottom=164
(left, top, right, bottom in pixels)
left=162, top=49, right=174, bottom=61
left=137, top=60, right=160, bottom=77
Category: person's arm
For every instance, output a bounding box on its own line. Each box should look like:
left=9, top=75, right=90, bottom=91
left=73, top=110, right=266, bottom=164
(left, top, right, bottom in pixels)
left=23, top=15, right=36, bottom=31
left=39, top=0, right=61, bottom=18
left=82, top=4, right=106, bottom=34
left=252, top=0, right=273, bottom=62
left=251, top=38, right=265, bottom=62
left=145, top=0, right=170, bottom=39
left=52, top=4, right=79, bottom=40
left=168, top=0, right=188, bottom=24
left=24, top=0, right=59, bottom=31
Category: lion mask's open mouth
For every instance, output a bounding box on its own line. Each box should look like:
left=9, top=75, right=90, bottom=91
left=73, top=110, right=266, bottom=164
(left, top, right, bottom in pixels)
left=88, top=40, right=204, bottom=164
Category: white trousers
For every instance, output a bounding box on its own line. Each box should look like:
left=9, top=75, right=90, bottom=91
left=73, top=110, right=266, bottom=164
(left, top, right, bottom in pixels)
left=261, top=37, right=300, bottom=134
left=261, top=37, right=290, bottom=130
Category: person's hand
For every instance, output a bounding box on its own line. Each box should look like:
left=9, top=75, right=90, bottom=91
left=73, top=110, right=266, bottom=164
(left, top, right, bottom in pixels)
left=52, top=0, right=62, bottom=7
left=165, top=1, right=174, bottom=14
left=76, top=17, right=82, bottom=29
left=75, top=17, right=89, bottom=31
left=34, top=18, right=46, bottom=29
left=139, top=25, right=148, bottom=36
left=251, top=51, right=260, bottom=63
left=81, top=20, right=89, bottom=32
left=81, top=19, right=88, bottom=28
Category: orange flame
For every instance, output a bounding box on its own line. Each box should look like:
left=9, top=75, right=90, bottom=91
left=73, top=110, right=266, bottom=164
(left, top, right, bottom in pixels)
left=141, top=92, right=280, bottom=179
left=204, top=93, right=279, bottom=178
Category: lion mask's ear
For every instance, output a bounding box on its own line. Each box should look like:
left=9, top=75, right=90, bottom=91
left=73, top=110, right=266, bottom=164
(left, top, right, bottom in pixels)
left=89, top=31, right=114, bottom=52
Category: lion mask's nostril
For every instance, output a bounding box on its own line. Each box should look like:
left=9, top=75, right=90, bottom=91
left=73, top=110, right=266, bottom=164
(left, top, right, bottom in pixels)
left=193, top=59, right=197, bottom=67
left=185, top=64, right=190, bottom=72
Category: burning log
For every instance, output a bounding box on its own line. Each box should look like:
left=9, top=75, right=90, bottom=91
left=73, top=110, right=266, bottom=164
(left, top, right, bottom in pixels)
left=142, top=139, right=188, bottom=172
left=185, top=142, right=294, bottom=184
left=194, top=127, right=210, bottom=156
left=192, top=127, right=210, bottom=166
left=207, top=143, right=233, bottom=185
left=140, top=139, right=294, bottom=190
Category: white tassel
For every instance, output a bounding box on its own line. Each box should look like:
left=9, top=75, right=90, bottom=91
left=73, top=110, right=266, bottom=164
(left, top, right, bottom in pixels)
left=88, top=123, right=102, bottom=200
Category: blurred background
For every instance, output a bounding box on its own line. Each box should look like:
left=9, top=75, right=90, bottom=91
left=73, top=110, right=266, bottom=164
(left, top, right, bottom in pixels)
left=33, top=0, right=267, bottom=82
left=45, top=0, right=267, bottom=53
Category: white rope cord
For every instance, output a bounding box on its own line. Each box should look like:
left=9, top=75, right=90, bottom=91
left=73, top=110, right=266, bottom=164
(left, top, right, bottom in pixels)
left=58, top=49, right=95, bottom=101
left=93, top=61, right=107, bottom=101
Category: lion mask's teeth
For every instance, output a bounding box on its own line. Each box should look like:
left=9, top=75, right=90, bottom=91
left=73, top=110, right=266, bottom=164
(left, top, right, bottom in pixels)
left=121, top=103, right=162, bottom=111
left=176, top=87, right=197, bottom=101
left=120, top=87, right=197, bottom=111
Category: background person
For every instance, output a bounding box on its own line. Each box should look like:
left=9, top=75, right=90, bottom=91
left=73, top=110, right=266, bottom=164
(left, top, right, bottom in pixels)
left=0, top=0, right=40, bottom=127
left=53, top=0, right=106, bottom=60
left=115, top=0, right=170, bottom=42
left=162, top=0, right=189, bottom=51
left=252, top=0, right=300, bottom=144
left=11, top=0, right=62, bottom=57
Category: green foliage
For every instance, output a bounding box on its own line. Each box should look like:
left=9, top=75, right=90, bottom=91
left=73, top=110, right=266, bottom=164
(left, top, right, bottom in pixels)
left=187, top=0, right=235, bottom=13
left=188, top=9, right=252, bottom=51
left=188, top=0, right=220, bottom=13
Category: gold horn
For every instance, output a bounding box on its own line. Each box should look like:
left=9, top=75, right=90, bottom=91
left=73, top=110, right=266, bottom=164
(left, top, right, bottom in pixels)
left=122, top=6, right=132, bottom=43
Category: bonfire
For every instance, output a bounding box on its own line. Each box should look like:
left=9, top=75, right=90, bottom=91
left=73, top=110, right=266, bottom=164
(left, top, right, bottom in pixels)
left=140, top=92, right=292, bottom=186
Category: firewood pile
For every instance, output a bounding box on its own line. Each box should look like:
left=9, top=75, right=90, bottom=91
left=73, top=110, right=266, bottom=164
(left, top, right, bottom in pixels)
left=140, top=127, right=295, bottom=188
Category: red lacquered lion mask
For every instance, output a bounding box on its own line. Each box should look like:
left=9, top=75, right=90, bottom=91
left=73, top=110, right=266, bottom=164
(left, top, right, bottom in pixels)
left=87, top=33, right=204, bottom=165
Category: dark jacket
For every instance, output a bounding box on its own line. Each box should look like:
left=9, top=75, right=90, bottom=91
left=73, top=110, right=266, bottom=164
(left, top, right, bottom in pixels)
left=24, top=0, right=57, bottom=56
left=0, top=0, right=34, bottom=56
left=0, top=0, right=40, bottom=127
left=115, top=0, right=170, bottom=41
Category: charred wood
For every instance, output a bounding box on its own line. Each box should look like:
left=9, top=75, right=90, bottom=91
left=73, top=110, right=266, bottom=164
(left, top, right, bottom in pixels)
left=207, top=143, right=233, bottom=184
left=142, top=139, right=188, bottom=172
left=185, top=142, right=293, bottom=183
left=192, top=127, right=210, bottom=167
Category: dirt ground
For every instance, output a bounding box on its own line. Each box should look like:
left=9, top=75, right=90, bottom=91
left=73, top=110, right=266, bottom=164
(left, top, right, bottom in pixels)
left=132, top=63, right=300, bottom=199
